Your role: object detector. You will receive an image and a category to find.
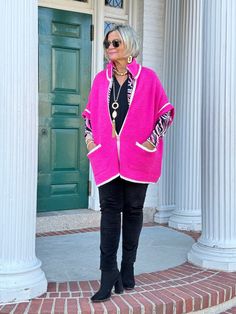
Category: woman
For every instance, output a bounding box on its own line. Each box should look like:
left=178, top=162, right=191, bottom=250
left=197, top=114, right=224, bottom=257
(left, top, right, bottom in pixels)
left=82, top=24, right=174, bottom=302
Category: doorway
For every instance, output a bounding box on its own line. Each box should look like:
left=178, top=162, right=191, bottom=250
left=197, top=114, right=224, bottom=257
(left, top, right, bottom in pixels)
left=38, top=7, right=92, bottom=212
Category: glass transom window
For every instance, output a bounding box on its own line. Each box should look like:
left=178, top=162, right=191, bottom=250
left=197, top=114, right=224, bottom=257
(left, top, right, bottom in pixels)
left=105, top=0, right=123, bottom=8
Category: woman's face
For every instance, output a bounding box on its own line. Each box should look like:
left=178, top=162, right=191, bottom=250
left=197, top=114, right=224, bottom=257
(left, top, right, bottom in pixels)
left=105, top=31, right=127, bottom=63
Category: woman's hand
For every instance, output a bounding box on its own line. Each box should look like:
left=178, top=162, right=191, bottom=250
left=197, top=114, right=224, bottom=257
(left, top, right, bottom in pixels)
left=87, top=141, right=97, bottom=152
left=141, top=140, right=156, bottom=151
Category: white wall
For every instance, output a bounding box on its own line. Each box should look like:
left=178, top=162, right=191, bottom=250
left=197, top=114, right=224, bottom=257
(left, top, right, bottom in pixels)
left=142, top=0, right=175, bottom=217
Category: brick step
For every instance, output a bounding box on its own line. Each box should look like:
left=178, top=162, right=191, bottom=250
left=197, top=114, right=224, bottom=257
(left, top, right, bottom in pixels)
left=1, top=262, right=236, bottom=314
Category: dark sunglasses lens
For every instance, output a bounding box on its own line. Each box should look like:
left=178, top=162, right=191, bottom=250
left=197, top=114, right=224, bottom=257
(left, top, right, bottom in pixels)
left=103, top=40, right=110, bottom=49
left=103, top=40, right=121, bottom=49
left=112, top=40, right=120, bottom=48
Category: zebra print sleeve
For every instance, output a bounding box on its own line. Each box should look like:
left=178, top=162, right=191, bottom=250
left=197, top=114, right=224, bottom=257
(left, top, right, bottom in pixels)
left=147, top=111, right=173, bottom=147
left=84, top=117, right=94, bottom=143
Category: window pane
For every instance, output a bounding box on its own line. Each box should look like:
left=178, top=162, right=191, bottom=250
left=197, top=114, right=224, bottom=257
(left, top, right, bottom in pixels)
left=104, top=21, right=116, bottom=35
left=105, top=0, right=123, bottom=9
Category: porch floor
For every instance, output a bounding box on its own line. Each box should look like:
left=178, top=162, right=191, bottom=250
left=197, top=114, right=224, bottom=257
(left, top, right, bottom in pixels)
left=1, top=224, right=236, bottom=314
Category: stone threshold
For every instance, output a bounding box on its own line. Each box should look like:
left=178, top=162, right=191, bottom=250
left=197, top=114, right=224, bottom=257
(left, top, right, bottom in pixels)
left=1, top=226, right=236, bottom=314
left=36, top=207, right=156, bottom=233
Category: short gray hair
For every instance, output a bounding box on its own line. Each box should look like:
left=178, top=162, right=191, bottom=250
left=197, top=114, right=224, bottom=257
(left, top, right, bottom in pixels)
left=104, top=24, right=140, bottom=59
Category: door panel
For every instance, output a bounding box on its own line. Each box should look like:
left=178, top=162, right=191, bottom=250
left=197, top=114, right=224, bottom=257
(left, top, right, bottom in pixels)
left=38, top=8, right=91, bottom=212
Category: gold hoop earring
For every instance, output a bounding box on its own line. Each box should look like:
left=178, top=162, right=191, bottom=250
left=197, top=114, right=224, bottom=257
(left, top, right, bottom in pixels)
left=127, top=56, right=132, bottom=64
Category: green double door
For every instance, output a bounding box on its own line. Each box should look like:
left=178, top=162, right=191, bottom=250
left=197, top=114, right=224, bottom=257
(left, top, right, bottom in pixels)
left=38, top=8, right=91, bottom=212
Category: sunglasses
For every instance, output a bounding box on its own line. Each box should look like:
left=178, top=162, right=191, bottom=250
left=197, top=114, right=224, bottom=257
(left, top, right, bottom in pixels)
left=103, top=39, right=122, bottom=49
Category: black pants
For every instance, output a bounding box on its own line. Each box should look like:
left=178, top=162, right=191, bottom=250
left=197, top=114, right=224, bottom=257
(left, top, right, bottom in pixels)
left=98, top=177, right=148, bottom=271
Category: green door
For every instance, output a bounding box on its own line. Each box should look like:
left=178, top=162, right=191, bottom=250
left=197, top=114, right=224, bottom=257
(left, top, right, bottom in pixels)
left=38, top=8, right=91, bottom=212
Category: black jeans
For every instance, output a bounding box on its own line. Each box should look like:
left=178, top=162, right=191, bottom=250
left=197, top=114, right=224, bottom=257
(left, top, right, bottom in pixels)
left=98, top=177, right=148, bottom=271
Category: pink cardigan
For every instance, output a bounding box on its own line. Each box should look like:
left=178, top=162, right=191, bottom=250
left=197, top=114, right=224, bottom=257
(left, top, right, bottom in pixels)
left=82, top=59, right=174, bottom=186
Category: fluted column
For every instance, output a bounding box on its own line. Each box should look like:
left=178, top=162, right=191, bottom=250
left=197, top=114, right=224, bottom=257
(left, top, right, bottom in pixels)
left=168, top=0, right=203, bottom=231
left=0, top=1, right=47, bottom=303
left=188, top=0, right=236, bottom=270
left=154, top=0, right=180, bottom=223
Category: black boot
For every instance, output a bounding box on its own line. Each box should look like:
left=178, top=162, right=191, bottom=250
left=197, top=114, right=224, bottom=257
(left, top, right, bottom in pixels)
left=91, top=270, right=123, bottom=302
left=120, top=262, right=135, bottom=290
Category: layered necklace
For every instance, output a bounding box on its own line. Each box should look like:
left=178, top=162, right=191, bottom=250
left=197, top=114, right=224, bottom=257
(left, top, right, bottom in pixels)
left=111, top=78, right=122, bottom=137
left=113, top=67, right=128, bottom=76
left=111, top=68, right=128, bottom=137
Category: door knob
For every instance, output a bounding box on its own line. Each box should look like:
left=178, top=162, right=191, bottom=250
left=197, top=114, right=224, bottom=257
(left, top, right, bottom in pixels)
left=41, top=128, right=48, bottom=135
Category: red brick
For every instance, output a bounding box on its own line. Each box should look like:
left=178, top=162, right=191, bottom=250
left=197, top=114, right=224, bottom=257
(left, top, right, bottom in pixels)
left=141, top=291, right=164, bottom=313
left=160, top=288, right=185, bottom=314
left=132, top=293, right=154, bottom=313
left=0, top=304, right=17, bottom=313
left=79, top=281, right=91, bottom=291
left=66, top=298, right=78, bottom=314
left=177, top=286, right=201, bottom=311
left=91, top=300, right=105, bottom=313
left=47, top=282, right=57, bottom=292
left=71, top=292, right=81, bottom=297
left=163, top=269, right=184, bottom=279
left=190, top=285, right=210, bottom=309
left=54, top=298, right=65, bottom=313
left=112, top=295, right=132, bottom=314
left=207, top=279, right=233, bottom=301
left=69, top=282, right=79, bottom=292
left=151, top=273, right=172, bottom=282
left=60, top=292, right=70, bottom=298
left=149, top=284, right=163, bottom=290
left=102, top=298, right=119, bottom=313
left=136, top=274, right=153, bottom=284
left=37, top=293, right=47, bottom=298
left=194, top=282, right=218, bottom=307
left=40, top=299, right=54, bottom=314
left=48, top=292, right=59, bottom=298
left=82, top=292, right=92, bottom=298
left=58, top=282, right=68, bottom=292
left=79, top=297, right=93, bottom=314
left=203, top=281, right=226, bottom=304
left=89, top=280, right=100, bottom=291
left=13, top=302, right=29, bottom=314
left=150, top=290, right=174, bottom=314
left=28, top=299, right=43, bottom=314
left=139, top=285, right=153, bottom=291
left=121, top=294, right=142, bottom=312
left=170, top=287, right=194, bottom=313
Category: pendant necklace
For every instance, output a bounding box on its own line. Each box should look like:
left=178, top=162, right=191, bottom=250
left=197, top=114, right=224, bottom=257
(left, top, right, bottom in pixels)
left=111, top=78, right=122, bottom=137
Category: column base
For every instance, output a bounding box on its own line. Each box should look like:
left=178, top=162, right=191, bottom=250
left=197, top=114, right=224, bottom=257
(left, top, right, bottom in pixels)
left=188, top=242, right=236, bottom=272
left=154, top=207, right=174, bottom=224
left=0, top=258, right=47, bottom=304
left=168, top=210, right=201, bottom=231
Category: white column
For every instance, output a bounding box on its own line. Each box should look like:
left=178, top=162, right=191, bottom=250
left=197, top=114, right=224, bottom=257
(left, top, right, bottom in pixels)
left=168, top=0, right=203, bottom=231
left=143, top=0, right=173, bottom=216
left=0, top=1, right=47, bottom=303
left=154, top=0, right=180, bottom=223
left=188, top=0, right=236, bottom=270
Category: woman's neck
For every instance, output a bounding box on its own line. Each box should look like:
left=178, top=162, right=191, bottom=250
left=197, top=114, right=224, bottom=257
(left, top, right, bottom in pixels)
left=114, top=60, right=128, bottom=72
